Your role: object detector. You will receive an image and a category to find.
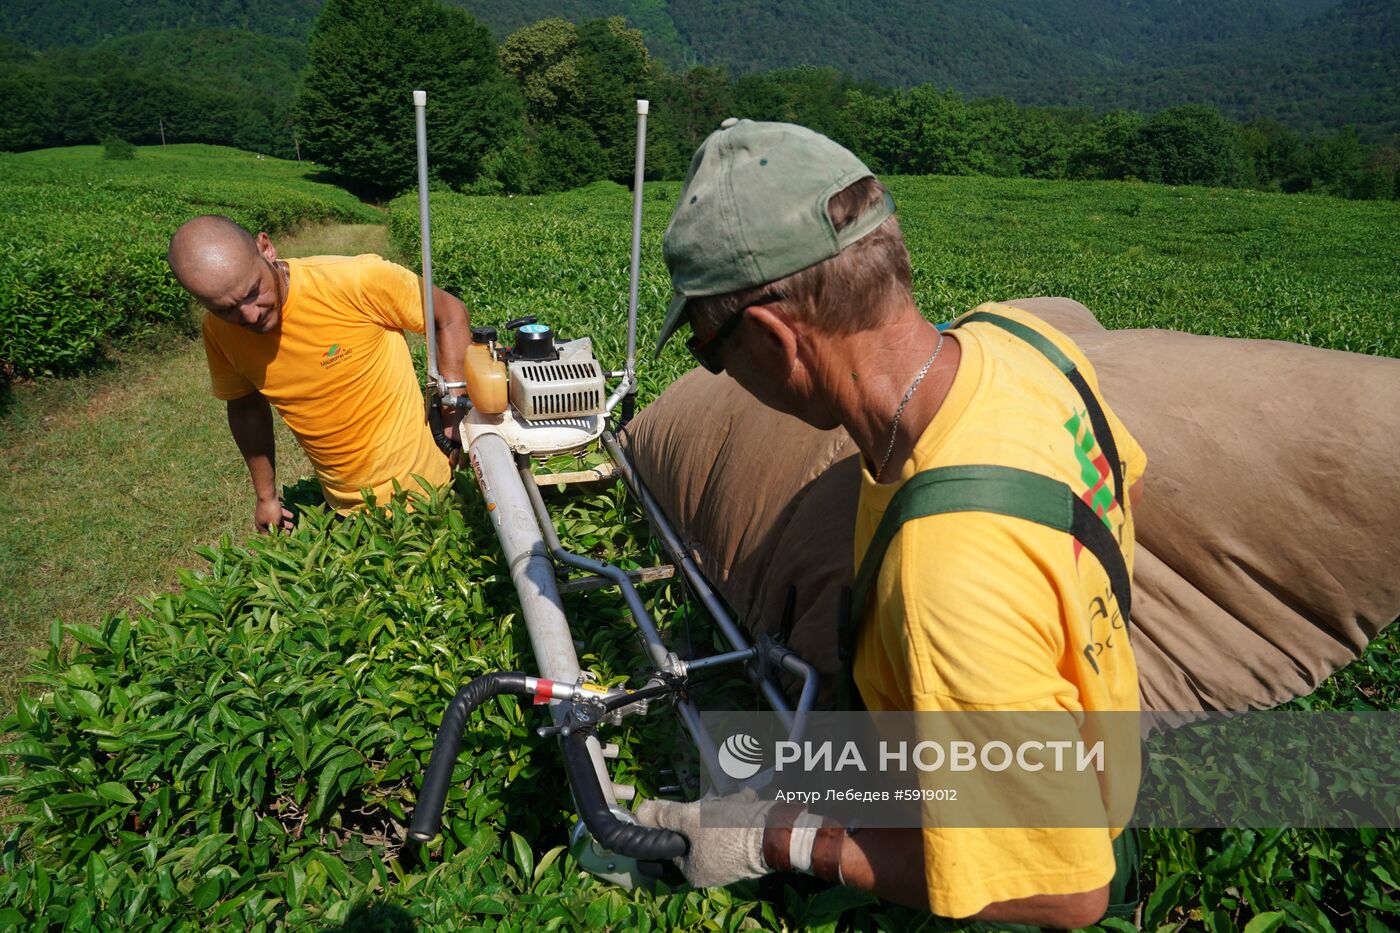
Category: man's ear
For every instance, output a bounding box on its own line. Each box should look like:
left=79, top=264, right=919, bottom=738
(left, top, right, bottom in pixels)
left=744, top=303, right=800, bottom=372
left=255, top=231, right=279, bottom=262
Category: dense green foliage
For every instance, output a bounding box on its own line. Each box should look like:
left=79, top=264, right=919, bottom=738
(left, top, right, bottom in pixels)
left=5, top=2, right=1397, bottom=201
left=295, top=0, right=522, bottom=198
left=389, top=178, right=1400, bottom=382
left=0, top=0, right=321, bottom=48
left=0, top=30, right=306, bottom=158
left=499, top=17, right=656, bottom=192
left=0, top=145, right=380, bottom=378
left=726, top=80, right=1395, bottom=199
left=1002, top=0, right=1400, bottom=142
left=485, top=17, right=1397, bottom=199
left=100, top=136, right=135, bottom=161
left=6, top=0, right=1399, bottom=152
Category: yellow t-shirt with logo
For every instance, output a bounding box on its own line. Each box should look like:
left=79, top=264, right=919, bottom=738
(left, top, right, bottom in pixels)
left=201, top=254, right=450, bottom=511
left=853, top=303, right=1146, bottom=919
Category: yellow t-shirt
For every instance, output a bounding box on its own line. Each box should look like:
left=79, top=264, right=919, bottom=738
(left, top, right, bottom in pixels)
left=853, top=303, right=1147, bottom=918
left=202, top=254, right=450, bottom=510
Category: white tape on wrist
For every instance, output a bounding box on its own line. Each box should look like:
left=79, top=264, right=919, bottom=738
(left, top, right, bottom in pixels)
left=788, top=811, right=823, bottom=874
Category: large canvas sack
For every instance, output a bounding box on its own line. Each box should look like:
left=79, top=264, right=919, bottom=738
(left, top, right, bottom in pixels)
left=619, top=298, right=1400, bottom=711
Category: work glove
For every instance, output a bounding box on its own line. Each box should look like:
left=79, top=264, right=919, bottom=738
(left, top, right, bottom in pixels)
left=635, top=789, right=774, bottom=888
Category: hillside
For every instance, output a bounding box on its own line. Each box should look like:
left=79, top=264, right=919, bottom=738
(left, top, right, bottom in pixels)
left=0, top=28, right=305, bottom=155
left=0, top=0, right=320, bottom=47
left=999, top=0, right=1400, bottom=139
left=2, top=0, right=1395, bottom=139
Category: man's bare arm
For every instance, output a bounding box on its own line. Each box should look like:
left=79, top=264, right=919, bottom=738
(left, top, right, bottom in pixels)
left=226, top=391, right=293, bottom=532
left=431, top=286, right=470, bottom=390
left=430, top=286, right=470, bottom=460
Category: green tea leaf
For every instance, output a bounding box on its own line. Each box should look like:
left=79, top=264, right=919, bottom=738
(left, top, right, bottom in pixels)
left=95, top=782, right=136, bottom=805
left=1243, top=911, right=1288, bottom=933
left=1144, top=871, right=1191, bottom=928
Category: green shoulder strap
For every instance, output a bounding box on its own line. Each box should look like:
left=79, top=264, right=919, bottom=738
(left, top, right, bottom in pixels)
left=962, top=310, right=1126, bottom=511
left=835, top=465, right=1133, bottom=709
left=833, top=464, right=1140, bottom=924
left=836, top=310, right=1134, bottom=711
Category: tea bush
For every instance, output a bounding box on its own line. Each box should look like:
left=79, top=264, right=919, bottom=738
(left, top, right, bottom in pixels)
left=388, top=176, right=1400, bottom=389
left=101, top=137, right=136, bottom=162
left=0, top=145, right=381, bottom=379
left=0, top=477, right=796, bottom=930
left=0, top=175, right=1396, bottom=930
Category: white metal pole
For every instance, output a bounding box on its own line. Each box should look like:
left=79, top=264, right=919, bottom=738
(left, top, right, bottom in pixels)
left=413, top=90, right=441, bottom=388
left=469, top=433, right=619, bottom=806
left=607, top=99, right=648, bottom=413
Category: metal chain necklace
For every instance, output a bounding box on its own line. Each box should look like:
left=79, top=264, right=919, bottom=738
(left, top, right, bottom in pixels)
left=874, top=329, right=945, bottom=482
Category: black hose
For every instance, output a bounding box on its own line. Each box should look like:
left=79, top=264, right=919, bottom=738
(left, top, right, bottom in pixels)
left=562, top=727, right=689, bottom=861
left=426, top=396, right=461, bottom=456
left=409, top=672, right=531, bottom=842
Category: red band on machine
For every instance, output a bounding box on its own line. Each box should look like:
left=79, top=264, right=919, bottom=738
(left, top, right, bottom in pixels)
left=533, top=680, right=555, bottom=704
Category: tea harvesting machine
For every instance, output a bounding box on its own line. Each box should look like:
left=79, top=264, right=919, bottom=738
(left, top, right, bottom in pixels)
left=403, top=91, right=818, bottom=887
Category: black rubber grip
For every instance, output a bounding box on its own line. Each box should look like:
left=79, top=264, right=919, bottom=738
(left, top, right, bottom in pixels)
left=426, top=400, right=461, bottom=456
left=563, top=727, right=689, bottom=861
left=409, top=673, right=531, bottom=842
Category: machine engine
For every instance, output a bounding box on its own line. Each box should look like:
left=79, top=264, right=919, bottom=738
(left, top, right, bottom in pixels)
left=509, top=336, right=607, bottom=423
left=461, top=320, right=611, bottom=456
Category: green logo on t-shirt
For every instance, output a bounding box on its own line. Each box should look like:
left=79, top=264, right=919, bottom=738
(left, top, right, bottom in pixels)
left=319, top=344, right=353, bottom=369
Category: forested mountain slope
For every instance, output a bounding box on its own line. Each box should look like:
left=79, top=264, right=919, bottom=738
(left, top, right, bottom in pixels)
left=0, top=29, right=304, bottom=154
left=0, top=0, right=1346, bottom=80
left=1001, top=0, right=1400, bottom=138
left=3, top=0, right=1394, bottom=138
left=0, top=0, right=321, bottom=47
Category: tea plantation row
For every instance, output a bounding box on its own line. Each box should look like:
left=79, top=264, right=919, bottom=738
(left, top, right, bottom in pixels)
left=387, top=175, right=1400, bottom=390
left=0, top=145, right=380, bottom=381
left=0, top=175, right=1396, bottom=930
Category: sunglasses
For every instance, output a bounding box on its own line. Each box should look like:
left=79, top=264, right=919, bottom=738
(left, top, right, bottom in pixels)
left=685, top=292, right=785, bottom=375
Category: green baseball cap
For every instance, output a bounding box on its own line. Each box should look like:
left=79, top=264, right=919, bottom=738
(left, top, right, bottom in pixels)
left=654, top=119, right=894, bottom=357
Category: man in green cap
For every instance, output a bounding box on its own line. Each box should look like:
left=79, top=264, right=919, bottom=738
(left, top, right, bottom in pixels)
left=637, top=120, right=1146, bottom=928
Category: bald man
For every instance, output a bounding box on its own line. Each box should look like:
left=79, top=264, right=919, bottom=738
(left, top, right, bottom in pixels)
left=168, top=215, right=470, bottom=531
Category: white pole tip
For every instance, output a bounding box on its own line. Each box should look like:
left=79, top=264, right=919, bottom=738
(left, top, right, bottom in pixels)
left=637, top=99, right=650, bottom=115
left=413, top=90, right=427, bottom=106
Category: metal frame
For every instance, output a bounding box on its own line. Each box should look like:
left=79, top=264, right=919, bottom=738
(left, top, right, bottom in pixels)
left=408, top=91, right=818, bottom=880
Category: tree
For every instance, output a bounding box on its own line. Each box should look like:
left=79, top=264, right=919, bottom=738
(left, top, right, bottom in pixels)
left=1067, top=111, right=1144, bottom=181
left=498, top=16, right=651, bottom=192
left=1237, top=118, right=1306, bottom=191
left=731, top=73, right=788, bottom=123
left=843, top=85, right=986, bottom=178
left=1124, top=105, right=1244, bottom=187
left=0, top=65, right=47, bottom=150
left=575, top=18, right=649, bottom=181
left=1305, top=126, right=1370, bottom=198
left=296, top=0, right=521, bottom=196
left=499, top=18, right=580, bottom=125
